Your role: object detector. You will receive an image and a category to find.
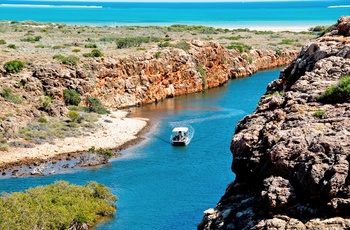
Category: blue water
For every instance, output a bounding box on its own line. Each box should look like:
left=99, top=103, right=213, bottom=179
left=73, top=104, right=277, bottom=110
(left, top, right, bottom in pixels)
left=0, top=69, right=281, bottom=229
left=0, top=1, right=349, bottom=28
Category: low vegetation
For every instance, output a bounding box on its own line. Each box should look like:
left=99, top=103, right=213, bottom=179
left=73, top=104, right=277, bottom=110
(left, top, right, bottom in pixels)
left=20, top=35, right=42, bottom=43
left=313, top=110, right=326, bottom=118
left=0, top=87, right=22, bottom=104
left=226, top=42, right=252, bottom=52
left=88, top=146, right=113, bottom=158
left=3, top=60, right=25, bottom=73
left=115, top=36, right=161, bottom=49
left=86, top=97, right=110, bottom=114
left=63, top=88, right=82, bottom=106
left=158, top=40, right=191, bottom=51
left=83, top=49, right=104, bottom=57
left=0, top=181, right=117, bottom=229
left=317, top=75, right=350, bottom=103
left=18, top=112, right=99, bottom=145
left=197, top=66, right=207, bottom=88
left=53, top=54, right=80, bottom=66
left=167, top=24, right=229, bottom=34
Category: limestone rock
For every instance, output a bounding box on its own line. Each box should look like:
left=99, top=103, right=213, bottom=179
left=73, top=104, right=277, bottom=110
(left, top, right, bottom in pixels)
left=199, top=16, right=350, bottom=230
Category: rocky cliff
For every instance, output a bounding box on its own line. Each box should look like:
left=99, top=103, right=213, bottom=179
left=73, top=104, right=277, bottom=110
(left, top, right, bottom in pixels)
left=0, top=40, right=296, bottom=135
left=199, top=17, right=350, bottom=229
left=29, top=41, right=295, bottom=108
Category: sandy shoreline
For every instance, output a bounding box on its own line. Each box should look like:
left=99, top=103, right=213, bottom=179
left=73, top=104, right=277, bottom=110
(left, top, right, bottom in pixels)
left=0, top=110, right=149, bottom=173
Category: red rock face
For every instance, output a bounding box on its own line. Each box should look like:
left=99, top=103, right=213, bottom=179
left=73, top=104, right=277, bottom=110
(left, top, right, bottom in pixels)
left=338, top=16, right=350, bottom=37
left=31, top=41, right=296, bottom=109
left=199, top=16, right=350, bottom=230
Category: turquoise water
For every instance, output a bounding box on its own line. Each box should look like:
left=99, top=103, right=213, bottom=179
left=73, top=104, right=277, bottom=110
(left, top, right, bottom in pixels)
left=0, top=69, right=281, bottom=229
left=0, top=1, right=349, bottom=28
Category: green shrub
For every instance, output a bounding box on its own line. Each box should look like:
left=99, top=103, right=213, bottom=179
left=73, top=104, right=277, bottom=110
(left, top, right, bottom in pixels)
left=0, top=39, right=6, bottom=44
left=174, top=41, right=190, bottom=51
left=0, top=181, right=117, bottom=229
left=317, top=75, right=350, bottom=103
left=38, top=116, right=48, bottom=123
left=158, top=41, right=172, bottom=48
left=63, top=89, right=81, bottom=106
left=167, top=24, right=220, bottom=34
left=116, top=36, right=161, bottom=49
left=318, top=23, right=337, bottom=37
left=67, top=110, right=80, bottom=122
left=86, top=97, right=109, bottom=114
left=197, top=66, right=207, bottom=88
left=52, top=45, right=66, bottom=49
left=7, top=44, right=16, bottom=49
left=226, top=42, right=252, bottom=52
left=254, top=30, right=274, bottom=35
left=62, top=55, right=79, bottom=66
left=83, top=49, right=103, bottom=58
left=20, top=36, right=42, bottom=42
left=313, top=110, right=326, bottom=118
left=242, top=54, right=253, bottom=64
left=309, top=25, right=328, bottom=32
left=54, top=55, right=79, bottom=66
left=155, top=51, right=161, bottom=59
left=279, top=39, right=295, bottom=45
left=0, top=143, right=9, bottom=151
left=89, top=146, right=113, bottom=158
left=3, top=60, right=25, bottom=73
left=0, top=87, right=22, bottom=104
left=72, top=49, right=80, bottom=53
left=266, top=91, right=283, bottom=98
left=275, top=49, right=283, bottom=56
left=221, top=35, right=243, bottom=40
left=39, top=95, right=53, bottom=108
left=84, top=43, right=97, bottom=48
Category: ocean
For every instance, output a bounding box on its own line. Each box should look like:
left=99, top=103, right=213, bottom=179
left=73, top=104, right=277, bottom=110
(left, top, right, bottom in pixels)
left=0, top=1, right=349, bottom=30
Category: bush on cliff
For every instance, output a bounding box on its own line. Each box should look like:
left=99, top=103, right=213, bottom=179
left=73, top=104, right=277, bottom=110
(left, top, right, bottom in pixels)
left=317, top=75, right=350, bottom=104
left=158, top=41, right=190, bottom=51
left=0, top=87, right=22, bottom=104
left=86, top=97, right=110, bottom=114
left=63, top=89, right=81, bottom=106
left=115, top=36, right=161, bottom=49
left=0, top=181, right=117, bottom=229
left=53, top=54, right=80, bottom=66
left=83, top=49, right=104, bottom=57
left=20, top=35, right=42, bottom=43
left=3, top=60, right=25, bottom=73
left=197, top=66, right=207, bottom=88
left=226, top=42, right=251, bottom=53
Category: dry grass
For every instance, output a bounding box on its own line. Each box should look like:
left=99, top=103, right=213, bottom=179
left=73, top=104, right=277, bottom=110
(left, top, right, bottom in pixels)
left=0, top=21, right=317, bottom=66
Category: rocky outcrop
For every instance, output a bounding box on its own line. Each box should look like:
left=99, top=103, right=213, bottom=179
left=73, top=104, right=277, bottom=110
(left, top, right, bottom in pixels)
left=0, top=41, right=295, bottom=137
left=199, top=17, right=350, bottom=229
left=26, top=41, right=296, bottom=109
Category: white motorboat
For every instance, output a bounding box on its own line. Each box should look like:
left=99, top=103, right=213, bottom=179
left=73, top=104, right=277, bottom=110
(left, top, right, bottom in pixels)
left=171, top=127, right=190, bottom=146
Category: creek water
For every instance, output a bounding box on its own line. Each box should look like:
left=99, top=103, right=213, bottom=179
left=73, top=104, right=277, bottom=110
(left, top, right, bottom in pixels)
left=0, top=69, right=281, bottom=229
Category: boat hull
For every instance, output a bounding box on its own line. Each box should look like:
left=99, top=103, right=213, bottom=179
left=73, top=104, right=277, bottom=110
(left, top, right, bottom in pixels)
left=173, top=139, right=189, bottom=146
left=172, top=141, right=187, bottom=146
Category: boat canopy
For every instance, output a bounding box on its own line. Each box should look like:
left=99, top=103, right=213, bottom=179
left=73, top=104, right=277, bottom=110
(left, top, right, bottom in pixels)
left=172, top=127, right=188, bottom=133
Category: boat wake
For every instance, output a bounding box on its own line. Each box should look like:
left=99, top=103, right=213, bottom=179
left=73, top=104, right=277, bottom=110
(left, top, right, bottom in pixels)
left=169, top=109, right=244, bottom=126
left=0, top=4, right=102, bottom=8
left=328, top=5, right=350, bottom=8
left=168, top=109, right=244, bottom=145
